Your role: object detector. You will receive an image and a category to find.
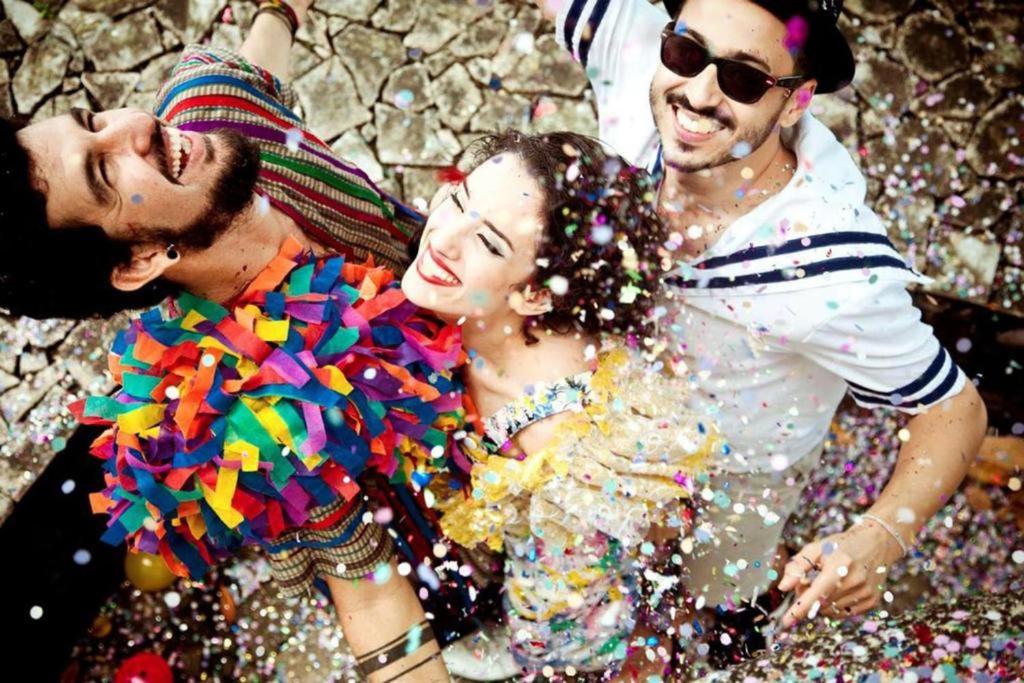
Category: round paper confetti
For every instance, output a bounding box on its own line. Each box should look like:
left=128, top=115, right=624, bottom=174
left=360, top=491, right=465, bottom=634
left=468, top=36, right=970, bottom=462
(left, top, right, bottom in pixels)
left=394, top=89, right=415, bottom=109
left=731, top=141, right=752, bottom=158
left=548, top=275, right=569, bottom=295
left=591, top=225, right=614, bottom=244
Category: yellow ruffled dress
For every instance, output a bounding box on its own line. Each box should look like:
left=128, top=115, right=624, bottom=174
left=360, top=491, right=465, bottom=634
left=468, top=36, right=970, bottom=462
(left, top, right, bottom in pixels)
left=437, top=348, right=719, bottom=672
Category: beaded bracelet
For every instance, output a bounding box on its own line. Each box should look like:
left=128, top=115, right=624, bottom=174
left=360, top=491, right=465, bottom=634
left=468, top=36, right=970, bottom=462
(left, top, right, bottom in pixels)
left=858, top=512, right=910, bottom=558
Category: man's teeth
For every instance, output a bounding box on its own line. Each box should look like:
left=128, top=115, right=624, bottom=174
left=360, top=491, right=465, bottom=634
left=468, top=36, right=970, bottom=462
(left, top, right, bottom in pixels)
left=167, top=128, right=192, bottom=179
left=422, top=252, right=460, bottom=285
left=674, top=107, right=723, bottom=135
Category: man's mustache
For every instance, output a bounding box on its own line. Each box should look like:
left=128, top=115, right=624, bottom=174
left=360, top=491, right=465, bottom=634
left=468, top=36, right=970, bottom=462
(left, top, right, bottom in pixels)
left=665, top=91, right=734, bottom=129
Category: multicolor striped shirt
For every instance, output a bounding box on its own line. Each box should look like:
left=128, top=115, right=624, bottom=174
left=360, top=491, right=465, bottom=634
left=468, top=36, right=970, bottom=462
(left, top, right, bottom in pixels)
left=153, top=44, right=421, bottom=272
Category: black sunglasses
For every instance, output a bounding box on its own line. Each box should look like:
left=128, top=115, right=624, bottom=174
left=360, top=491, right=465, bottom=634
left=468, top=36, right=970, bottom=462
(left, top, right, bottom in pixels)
left=660, top=22, right=806, bottom=104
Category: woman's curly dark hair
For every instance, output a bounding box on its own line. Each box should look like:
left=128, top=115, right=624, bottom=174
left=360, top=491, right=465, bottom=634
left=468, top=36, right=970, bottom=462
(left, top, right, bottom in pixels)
left=465, top=129, right=665, bottom=343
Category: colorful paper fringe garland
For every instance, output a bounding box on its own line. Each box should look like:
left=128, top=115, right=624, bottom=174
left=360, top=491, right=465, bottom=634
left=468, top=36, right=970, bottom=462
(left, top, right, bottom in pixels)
left=73, top=239, right=470, bottom=578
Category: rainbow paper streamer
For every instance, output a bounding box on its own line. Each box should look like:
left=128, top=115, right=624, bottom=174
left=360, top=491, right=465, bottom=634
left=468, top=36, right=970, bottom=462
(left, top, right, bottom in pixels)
left=73, top=239, right=471, bottom=579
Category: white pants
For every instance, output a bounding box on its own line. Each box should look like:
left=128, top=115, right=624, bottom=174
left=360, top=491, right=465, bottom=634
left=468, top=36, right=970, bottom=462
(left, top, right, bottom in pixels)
left=684, top=450, right=820, bottom=609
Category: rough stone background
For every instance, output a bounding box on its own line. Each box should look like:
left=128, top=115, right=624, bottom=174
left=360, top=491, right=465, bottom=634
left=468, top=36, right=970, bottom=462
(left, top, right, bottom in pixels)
left=0, top=0, right=1021, bottom=520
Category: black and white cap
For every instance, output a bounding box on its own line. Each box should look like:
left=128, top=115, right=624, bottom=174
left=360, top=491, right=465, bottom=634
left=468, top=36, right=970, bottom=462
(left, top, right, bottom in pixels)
left=662, top=0, right=855, bottom=93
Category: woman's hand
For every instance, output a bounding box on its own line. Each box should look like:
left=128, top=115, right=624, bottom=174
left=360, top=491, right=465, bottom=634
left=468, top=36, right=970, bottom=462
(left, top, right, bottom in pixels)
left=777, top=522, right=902, bottom=628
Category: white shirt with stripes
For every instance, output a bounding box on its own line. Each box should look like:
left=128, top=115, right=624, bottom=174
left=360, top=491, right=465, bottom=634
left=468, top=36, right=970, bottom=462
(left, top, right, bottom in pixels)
left=555, top=0, right=966, bottom=473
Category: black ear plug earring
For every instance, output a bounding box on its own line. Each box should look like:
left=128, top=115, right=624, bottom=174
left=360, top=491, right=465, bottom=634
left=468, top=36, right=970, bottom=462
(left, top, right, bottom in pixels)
left=166, top=244, right=179, bottom=260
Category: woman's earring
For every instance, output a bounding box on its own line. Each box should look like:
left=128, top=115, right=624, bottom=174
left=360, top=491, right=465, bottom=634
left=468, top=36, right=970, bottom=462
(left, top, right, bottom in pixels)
left=166, top=244, right=179, bottom=261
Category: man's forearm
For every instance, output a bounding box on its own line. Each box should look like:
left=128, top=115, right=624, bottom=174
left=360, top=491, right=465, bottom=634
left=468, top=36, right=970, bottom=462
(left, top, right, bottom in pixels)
left=778, top=381, right=987, bottom=625
left=239, top=3, right=311, bottom=81
left=864, top=381, right=987, bottom=559
left=326, top=564, right=449, bottom=682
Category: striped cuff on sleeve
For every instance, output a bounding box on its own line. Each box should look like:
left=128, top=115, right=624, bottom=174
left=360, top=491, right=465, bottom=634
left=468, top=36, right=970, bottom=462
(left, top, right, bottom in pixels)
left=557, top=0, right=612, bottom=68
left=847, top=346, right=967, bottom=412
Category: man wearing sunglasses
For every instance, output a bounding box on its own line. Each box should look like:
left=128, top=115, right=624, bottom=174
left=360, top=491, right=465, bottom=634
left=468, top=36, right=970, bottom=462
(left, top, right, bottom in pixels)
left=538, top=0, right=987, bottom=670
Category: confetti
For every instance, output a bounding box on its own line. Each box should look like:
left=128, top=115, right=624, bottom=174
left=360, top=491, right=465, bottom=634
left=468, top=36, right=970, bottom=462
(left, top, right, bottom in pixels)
left=533, top=98, right=558, bottom=119
left=896, top=507, right=917, bottom=524
left=284, top=127, right=302, bottom=152
left=372, top=563, right=392, bottom=584
left=513, top=32, right=535, bottom=54
left=783, top=15, right=809, bottom=52
left=731, top=141, right=752, bottom=158
left=591, top=224, right=614, bottom=244
left=548, top=275, right=569, bottom=295
left=404, top=623, right=424, bottom=654
left=394, top=89, right=415, bottom=109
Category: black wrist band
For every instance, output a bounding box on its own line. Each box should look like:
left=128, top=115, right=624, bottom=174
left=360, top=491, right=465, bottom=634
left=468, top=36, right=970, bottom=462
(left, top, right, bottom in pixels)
left=355, top=621, right=437, bottom=677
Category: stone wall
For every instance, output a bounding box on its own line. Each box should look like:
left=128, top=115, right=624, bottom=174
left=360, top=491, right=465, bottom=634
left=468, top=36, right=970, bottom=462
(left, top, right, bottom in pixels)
left=0, top=0, right=1021, bottom=519
left=838, top=0, right=1022, bottom=312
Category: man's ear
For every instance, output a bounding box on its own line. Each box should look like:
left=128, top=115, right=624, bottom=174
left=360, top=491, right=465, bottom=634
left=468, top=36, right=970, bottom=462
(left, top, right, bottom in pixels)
left=780, top=79, right=817, bottom=128
left=110, top=243, right=177, bottom=292
left=508, top=284, right=553, bottom=316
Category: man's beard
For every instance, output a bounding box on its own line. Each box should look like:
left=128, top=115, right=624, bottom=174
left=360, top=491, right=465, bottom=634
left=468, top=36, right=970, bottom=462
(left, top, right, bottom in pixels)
left=651, top=86, right=786, bottom=174
left=151, top=127, right=261, bottom=250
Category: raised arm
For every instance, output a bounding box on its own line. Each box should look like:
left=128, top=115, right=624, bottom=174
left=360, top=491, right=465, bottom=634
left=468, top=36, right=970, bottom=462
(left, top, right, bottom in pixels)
left=238, top=0, right=313, bottom=82
left=778, top=282, right=988, bottom=628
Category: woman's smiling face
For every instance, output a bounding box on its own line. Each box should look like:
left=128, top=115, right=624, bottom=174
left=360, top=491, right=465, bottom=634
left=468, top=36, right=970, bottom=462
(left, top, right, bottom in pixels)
left=401, top=153, right=546, bottom=323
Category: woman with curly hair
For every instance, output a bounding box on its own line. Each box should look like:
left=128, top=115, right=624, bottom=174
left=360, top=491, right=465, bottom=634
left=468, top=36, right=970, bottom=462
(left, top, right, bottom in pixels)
left=404, top=130, right=721, bottom=680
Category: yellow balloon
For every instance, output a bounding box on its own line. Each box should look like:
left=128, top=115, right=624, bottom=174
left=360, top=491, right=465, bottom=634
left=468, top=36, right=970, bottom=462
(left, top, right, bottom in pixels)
left=89, top=614, right=112, bottom=639
left=219, top=585, right=237, bottom=623
left=124, top=551, right=177, bottom=592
